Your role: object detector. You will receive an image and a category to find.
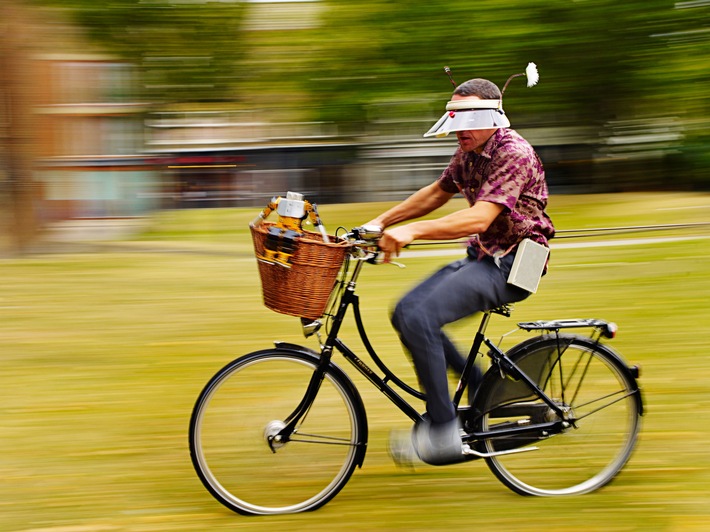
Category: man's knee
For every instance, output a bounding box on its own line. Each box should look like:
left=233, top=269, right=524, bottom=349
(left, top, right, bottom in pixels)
left=392, top=299, right=429, bottom=336
left=390, top=300, right=406, bottom=333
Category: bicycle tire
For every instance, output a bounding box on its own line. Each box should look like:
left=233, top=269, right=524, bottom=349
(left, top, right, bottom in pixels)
left=471, top=334, right=642, bottom=496
left=189, top=347, right=368, bottom=515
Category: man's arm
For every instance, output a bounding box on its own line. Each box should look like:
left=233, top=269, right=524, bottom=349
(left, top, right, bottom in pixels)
left=379, top=200, right=504, bottom=262
left=367, top=181, right=454, bottom=229
left=398, top=201, right=504, bottom=240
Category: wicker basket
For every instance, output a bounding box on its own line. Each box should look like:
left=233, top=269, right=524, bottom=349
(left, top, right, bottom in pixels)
left=250, top=222, right=352, bottom=320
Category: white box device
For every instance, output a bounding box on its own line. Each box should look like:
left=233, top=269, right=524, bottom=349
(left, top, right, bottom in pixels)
left=507, top=239, right=549, bottom=293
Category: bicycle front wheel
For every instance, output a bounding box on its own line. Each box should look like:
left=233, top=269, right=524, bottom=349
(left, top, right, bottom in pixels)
left=189, top=348, right=367, bottom=515
left=472, top=335, right=642, bottom=496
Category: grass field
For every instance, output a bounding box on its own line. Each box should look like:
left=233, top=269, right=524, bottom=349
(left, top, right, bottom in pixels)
left=2, top=192, right=709, bottom=531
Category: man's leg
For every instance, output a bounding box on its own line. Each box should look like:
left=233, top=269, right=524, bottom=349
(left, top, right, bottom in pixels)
left=390, top=254, right=528, bottom=464
left=393, top=255, right=526, bottom=421
left=391, top=259, right=471, bottom=423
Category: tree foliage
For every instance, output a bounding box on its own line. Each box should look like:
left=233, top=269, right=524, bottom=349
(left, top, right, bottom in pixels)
left=32, top=0, right=708, bottom=129
left=295, top=0, right=708, bottom=185
left=305, top=0, right=707, bottom=127
left=35, top=0, right=248, bottom=103
left=26, top=0, right=710, bottom=186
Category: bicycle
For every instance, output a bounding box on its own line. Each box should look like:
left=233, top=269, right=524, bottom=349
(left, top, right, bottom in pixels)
left=189, top=225, right=644, bottom=515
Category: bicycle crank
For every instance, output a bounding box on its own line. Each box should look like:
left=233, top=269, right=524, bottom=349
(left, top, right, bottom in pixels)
left=462, top=443, right=539, bottom=458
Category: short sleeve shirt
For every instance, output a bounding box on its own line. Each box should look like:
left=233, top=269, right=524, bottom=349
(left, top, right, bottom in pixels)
left=437, top=128, right=555, bottom=259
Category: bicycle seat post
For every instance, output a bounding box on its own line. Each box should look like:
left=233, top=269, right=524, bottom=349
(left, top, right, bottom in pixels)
left=477, top=310, right=493, bottom=336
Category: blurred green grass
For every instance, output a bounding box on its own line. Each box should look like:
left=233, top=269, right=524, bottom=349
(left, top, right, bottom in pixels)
left=2, top=192, right=709, bottom=531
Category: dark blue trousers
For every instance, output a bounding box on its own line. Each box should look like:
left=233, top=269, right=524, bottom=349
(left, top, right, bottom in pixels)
left=391, top=251, right=530, bottom=425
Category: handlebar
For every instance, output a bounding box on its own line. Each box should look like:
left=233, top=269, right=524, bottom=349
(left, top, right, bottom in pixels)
left=342, top=226, right=404, bottom=268
left=347, top=225, right=383, bottom=243
left=341, top=225, right=383, bottom=263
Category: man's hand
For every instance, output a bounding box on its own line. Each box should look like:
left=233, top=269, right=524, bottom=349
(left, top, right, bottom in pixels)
left=378, top=225, right=416, bottom=263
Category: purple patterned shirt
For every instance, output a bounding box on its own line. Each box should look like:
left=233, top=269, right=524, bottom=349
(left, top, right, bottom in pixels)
left=437, top=128, right=555, bottom=259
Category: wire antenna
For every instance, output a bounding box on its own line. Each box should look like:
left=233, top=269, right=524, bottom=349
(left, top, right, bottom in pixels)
left=502, top=62, right=539, bottom=95
left=444, top=66, right=457, bottom=88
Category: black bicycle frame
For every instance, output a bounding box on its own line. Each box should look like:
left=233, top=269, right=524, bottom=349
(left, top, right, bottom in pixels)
left=331, top=260, right=424, bottom=422
left=276, top=255, right=571, bottom=446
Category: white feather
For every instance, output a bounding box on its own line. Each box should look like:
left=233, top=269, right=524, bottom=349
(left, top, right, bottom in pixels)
left=525, top=62, right=539, bottom=87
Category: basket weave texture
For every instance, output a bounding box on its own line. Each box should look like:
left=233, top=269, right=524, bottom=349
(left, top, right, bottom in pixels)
left=250, top=222, right=352, bottom=320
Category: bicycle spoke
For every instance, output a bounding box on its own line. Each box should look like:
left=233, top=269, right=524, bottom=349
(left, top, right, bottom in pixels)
left=572, top=389, right=640, bottom=422
left=190, top=350, right=364, bottom=515
left=475, top=335, right=641, bottom=496
left=290, top=431, right=359, bottom=444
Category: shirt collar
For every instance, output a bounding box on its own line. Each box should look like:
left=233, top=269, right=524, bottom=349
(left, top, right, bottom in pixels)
left=478, top=128, right=506, bottom=159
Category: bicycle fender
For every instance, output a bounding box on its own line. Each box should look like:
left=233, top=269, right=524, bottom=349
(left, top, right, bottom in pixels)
left=273, top=342, right=370, bottom=466
left=274, top=341, right=320, bottom=356
left=502, top=334, right=644, bottom=416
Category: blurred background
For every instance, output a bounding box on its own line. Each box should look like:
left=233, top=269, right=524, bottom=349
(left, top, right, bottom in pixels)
left=2, top=2, right=710, bottom=529
left=1, top=0, right=708, bottom=255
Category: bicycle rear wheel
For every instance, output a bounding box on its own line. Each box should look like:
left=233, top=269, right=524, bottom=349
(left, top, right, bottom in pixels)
left=472, top=335, right=642, bottom=496
left=189, top=348, right=367, bottom=515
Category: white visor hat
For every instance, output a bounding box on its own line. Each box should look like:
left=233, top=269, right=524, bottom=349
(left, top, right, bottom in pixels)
left=423, top=99, right=510, bottom=138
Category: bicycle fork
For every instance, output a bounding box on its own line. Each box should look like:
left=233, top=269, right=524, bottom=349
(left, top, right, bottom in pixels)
left=266, top=350, right=332, bottom=452
left=267, top=268, right=364, bottom=451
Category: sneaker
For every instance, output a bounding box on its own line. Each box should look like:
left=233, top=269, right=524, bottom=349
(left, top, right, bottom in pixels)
left=388, top=428, right=422, bottom=468
left=413, top=418, right=466, bottom=466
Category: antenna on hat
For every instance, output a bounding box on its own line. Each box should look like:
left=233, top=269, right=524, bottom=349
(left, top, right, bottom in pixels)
left=502, top=62, right=539, bottom=95
left=444, top=66, right=457, bottom=88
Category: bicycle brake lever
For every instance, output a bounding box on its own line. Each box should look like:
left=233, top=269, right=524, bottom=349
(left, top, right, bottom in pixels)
left=366, top=254, right=379, bottom=264
left=367, top=255, right=405, bottom=268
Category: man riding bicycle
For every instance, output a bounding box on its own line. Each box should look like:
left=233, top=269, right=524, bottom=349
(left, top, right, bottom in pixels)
left=365, top=70, right=555, bottom=465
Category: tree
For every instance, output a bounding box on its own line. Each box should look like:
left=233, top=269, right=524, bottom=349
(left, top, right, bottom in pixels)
left=293, top=0, right=707, bottom=187
left=0, top=0, right=40, bottom=255
left=0, top=0, right=251, bottom=254
left=35, top=0, right=249, bottom=103
left=301, top=0, right=677, bottom=127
